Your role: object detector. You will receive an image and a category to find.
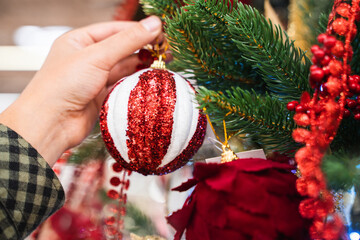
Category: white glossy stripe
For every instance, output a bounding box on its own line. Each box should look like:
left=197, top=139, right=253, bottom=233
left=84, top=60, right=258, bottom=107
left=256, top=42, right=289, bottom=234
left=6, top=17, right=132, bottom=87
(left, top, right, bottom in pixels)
left=107, top=69, right=147, bottom=163
left=159, top=71, right=199, bottom=168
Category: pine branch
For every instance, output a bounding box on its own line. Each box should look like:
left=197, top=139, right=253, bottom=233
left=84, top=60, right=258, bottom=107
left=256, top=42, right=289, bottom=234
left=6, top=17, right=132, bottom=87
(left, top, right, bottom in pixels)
left=125, top=203, right=158, bottom=236
left=226, top=3, right=312, bottom=101
left=140, top=0, right=182, bottom=21
left=165, top=0, right=260, bottom=92
left=197, top=86, right=299, bottom=154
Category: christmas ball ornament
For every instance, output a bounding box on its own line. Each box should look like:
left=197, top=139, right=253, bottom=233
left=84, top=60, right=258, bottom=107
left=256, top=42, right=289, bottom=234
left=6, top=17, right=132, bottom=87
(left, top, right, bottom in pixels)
left=100, top=64, right=207, bottom=175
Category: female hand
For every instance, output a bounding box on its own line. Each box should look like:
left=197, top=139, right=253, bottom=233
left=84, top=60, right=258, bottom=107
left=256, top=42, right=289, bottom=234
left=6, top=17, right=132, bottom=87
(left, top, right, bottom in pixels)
left=0, top=16, right=162, bottom=166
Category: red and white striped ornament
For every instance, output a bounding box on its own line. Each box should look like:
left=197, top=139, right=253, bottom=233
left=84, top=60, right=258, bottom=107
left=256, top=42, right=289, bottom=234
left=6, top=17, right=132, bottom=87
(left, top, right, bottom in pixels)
left=100, top=68, right=206, bottom=175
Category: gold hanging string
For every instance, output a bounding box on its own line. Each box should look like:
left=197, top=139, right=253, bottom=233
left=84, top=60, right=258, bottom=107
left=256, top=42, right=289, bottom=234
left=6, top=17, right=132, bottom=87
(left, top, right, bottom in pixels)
left=203, top=108, right=238, bottom=163
left=150, top=38, right=169, bottom=70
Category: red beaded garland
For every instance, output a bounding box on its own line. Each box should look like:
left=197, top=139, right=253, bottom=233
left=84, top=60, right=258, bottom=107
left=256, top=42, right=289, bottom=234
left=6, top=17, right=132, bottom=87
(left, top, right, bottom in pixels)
left=291, top=0, right=360, bottom=239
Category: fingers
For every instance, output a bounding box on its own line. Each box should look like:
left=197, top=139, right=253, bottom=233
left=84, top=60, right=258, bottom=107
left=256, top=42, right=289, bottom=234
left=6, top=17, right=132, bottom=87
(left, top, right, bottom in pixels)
left=85, top=16, right=162, bottom=70
left=81, top=21, right=138, bottom=43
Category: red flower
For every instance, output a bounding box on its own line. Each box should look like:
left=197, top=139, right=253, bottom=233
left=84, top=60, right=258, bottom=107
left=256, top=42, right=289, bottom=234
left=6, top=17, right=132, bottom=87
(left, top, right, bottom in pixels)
left=167, top=158, right=310, bottom=240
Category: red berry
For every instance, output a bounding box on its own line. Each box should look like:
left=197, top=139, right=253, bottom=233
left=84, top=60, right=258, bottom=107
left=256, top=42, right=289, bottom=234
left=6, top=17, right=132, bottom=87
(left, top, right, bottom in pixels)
left=346, top=99, right=357, bottom=108
left=331, top=41, right=345, bottom=58
left=329, top=60, right=343, bottom=77
left=336, top=3, right=351, bottom=18
left=310, top=68, right=325, bottom=83
left=353, top=75, right=360, bottom=82
left=354, top=113, right=360, bottom=120
left=323, top=36, right=337, bottom=48
left=343, top=108, right=351, bottom=118
left=287, top=101, right=298, bottom=111
left=349, top=83, right=358, bottom=93
left=332, top=18, right=349, bottom=36
left=322, top=66, right=330, bottom=75
left=349, top=76, right=358, bottom=84
left=321, top=55, right=331, bottom=66
left=107, top=190, right=119, bottom=199
left=313, top=49, right=325, bottom=60
left=295, top=104, right=305, bottom=113
left=317, top=34, right=327, bottom=44
left=110, top=177, right=121, bottom=186
left=311, top=45, right=321, bottom=54
left=112, top=162, right=123, bottom=172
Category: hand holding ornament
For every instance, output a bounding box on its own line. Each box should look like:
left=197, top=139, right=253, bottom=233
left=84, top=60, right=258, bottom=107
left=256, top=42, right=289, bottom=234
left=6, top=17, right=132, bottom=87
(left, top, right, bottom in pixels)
left=0, top=16, right=163, bottom=166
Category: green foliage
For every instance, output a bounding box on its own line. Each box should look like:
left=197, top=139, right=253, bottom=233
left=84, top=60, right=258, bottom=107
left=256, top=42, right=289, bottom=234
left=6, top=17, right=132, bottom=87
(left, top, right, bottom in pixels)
left=226, top=3, right=312, bottom=101
left=323, top=151, right=360, bottom=191
left=124, top=203, right=158, bottom=236
left=165, top=0, right=260, bottom=92
left=140, top=0, right=182, bottom=21
left=197, top=86, right=299, bottom=154
left=68, top=123, right=107, bottom=164
left=318, top=13, right=329, bottom=35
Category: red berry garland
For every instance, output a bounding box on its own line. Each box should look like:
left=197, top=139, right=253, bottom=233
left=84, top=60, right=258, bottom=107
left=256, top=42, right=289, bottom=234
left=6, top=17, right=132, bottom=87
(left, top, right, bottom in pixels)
left=288, top=0, right=360, bottom=239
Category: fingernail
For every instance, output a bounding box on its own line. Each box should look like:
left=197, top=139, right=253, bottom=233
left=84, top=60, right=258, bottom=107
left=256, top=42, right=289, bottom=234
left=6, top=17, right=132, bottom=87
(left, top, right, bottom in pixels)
left=140, top=16, right=161, bottom=32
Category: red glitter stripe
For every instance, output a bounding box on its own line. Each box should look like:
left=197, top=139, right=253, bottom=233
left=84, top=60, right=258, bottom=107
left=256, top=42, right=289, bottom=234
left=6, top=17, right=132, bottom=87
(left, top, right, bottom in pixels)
left=126, top=69, right=176, bottom=173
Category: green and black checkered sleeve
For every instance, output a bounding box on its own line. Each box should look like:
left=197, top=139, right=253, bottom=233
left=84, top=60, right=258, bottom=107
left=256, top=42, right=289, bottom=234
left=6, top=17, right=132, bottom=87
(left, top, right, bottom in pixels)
left=0, top=124, right=65, bottom=240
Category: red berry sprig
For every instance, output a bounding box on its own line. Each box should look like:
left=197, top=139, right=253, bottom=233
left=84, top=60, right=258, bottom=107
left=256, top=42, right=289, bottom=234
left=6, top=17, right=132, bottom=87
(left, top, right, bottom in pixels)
left=290, top=1, right=360, bottom=239
left=104, top=162, right=132, bottom=240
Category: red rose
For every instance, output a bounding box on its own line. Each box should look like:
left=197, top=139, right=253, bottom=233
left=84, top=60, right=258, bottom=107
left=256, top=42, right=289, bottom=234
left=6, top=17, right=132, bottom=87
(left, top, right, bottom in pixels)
left=167, top=158, right=310, bottom=240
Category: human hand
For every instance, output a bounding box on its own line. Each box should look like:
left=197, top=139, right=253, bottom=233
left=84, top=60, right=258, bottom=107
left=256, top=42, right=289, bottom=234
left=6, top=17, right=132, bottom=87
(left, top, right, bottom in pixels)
left=0, top=16, right=162, bottom=166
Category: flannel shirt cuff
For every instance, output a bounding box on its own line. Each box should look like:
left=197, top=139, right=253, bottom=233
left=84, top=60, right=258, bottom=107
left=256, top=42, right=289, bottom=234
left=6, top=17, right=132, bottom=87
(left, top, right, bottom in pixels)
left=0, top=124, right=65, bottom=240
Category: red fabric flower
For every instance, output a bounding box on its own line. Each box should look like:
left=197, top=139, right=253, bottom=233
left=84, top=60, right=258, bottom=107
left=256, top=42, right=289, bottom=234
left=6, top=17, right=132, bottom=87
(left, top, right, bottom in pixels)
left=167, top=158, right=310, bottom=240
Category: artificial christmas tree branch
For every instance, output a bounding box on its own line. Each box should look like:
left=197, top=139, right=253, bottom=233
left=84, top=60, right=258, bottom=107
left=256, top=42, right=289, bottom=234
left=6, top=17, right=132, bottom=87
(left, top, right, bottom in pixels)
left=197, top=86, right=299, bottom=153
left=164, top=0, right=258, bottom=91
left=140, top=0, right=181, bottom=21
left=227, top=3, right=312, bottom=101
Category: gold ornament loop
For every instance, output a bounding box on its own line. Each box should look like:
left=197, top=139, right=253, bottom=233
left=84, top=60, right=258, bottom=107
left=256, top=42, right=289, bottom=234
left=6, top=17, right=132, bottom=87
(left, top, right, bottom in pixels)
left=203, top=108, right=238, bottom=163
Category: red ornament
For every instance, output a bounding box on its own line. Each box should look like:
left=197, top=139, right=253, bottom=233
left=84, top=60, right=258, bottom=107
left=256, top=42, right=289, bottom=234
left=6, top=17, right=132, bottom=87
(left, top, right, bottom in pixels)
left=100, top=68, right=207, bottom=175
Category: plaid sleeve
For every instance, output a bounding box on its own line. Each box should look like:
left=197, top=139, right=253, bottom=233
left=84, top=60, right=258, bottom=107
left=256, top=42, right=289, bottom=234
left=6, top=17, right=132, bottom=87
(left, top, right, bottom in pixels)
left=0, top=124, right=65, bottom=240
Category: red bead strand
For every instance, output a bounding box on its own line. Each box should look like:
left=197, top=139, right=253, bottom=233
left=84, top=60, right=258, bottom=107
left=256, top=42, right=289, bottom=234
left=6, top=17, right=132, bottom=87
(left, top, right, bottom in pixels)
left=291, top=1, right=360, bottom=239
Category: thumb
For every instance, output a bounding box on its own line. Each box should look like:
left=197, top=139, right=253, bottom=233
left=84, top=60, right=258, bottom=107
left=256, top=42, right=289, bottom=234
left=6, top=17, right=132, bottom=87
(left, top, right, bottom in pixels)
left=86, top=16, right=162, bottom=70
